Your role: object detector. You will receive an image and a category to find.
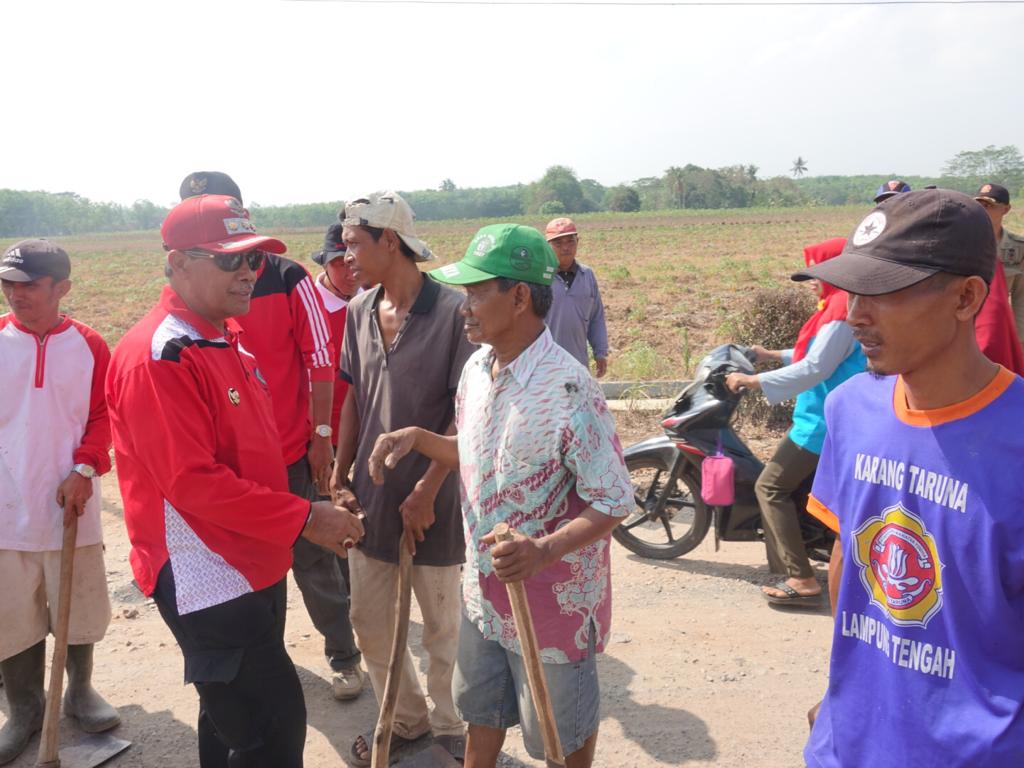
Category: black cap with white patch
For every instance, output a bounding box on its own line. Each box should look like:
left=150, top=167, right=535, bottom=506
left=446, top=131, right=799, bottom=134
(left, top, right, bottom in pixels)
left=0, top=239, right=71, bottom=283
left=792, top=189, right=996, bottom=296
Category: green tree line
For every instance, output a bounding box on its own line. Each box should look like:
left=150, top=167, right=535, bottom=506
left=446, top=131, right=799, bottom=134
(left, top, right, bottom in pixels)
left=2, top=145, right=1021, bottom=237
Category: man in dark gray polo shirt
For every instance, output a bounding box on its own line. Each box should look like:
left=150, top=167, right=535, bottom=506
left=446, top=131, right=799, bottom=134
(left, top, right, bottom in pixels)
left=331, top=191, right=474, bottom=766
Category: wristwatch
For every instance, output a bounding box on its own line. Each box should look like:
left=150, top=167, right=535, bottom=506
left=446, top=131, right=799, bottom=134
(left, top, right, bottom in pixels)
left=72, top=463, right=96, bottom=479
left=314, top=424, right=333, bottom=439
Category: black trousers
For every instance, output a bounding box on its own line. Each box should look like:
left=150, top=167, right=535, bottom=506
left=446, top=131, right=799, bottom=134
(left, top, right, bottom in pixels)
left=153, top=564, right=306, bottom=768
left=288, top=455, right=360, bottom=668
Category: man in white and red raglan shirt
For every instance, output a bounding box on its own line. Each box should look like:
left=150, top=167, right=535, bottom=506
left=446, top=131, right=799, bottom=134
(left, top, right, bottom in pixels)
left=179, top=172, right=363, bottom=699
left=311, top=222, right=359, bottom=446
left=106, top=195, right=364, bottom=767
left=0, top=239, right=121, bottom=765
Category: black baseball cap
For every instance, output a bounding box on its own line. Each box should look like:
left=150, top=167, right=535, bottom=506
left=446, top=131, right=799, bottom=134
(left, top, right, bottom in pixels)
left=974, top=183, right=1010, bottom=206
left=0, top=239, right=71, bottom=283
left=312, top=223, right=347, bottom=266
left=179, top=171, right=243, bottom=205
left=792, top=189, right=995, bottom=296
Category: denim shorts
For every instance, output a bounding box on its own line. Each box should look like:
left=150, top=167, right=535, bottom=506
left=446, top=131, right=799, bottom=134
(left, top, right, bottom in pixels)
left=452, top=613, right=600, bottom=759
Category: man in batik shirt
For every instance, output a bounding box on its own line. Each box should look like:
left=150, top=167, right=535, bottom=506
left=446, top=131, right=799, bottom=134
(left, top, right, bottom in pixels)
left=367, top=223, right=633, bottom=768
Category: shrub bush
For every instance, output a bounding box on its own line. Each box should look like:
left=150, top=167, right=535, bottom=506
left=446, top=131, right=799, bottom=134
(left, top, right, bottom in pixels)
left=719, top=286, right=817, bottom=431
left=538, top=200, right=566, bottom=215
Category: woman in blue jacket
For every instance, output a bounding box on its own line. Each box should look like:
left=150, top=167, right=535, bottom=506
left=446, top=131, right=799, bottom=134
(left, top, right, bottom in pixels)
left=726, top=238, right=865, bottom=606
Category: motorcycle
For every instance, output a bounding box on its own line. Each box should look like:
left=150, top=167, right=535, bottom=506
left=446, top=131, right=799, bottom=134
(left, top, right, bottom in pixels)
left=612, top=343, right=835, bottom=562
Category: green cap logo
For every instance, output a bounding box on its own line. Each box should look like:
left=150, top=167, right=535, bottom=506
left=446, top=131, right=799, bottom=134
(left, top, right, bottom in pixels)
left=510, top=246, right=531, bottom=272
left=473, top=234, right=496, bottom=257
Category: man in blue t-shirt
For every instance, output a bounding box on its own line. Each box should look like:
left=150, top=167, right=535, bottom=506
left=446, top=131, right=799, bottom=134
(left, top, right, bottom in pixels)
left=794, top=188, right=1024, bottom=767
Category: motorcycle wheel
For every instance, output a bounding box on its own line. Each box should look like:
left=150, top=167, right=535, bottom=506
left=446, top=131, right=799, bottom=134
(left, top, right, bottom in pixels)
left=612, top=453, right=712, bottom=559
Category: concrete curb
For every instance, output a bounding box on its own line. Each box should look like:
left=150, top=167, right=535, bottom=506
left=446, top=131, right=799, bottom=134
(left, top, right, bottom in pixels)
left=599, top=380, right=688, bottom=400
left=606, top=398, right=674, bottom=412
left=601, top=380, right=689, bottom=412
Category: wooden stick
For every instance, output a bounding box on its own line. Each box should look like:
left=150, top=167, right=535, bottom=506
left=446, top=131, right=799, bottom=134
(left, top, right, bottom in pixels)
left=492, top=523, right=566, bottom=768
left=37, top=515, right=78, bottom=768
left=371, top=537, right=414, bottom=768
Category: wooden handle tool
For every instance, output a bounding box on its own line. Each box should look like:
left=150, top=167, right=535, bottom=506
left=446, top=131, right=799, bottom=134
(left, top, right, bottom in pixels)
left=492, top=523, right=566, bottom=768
left=36, top=515, right=78, bottom=767
left=370, top=535, right=414, bottom=768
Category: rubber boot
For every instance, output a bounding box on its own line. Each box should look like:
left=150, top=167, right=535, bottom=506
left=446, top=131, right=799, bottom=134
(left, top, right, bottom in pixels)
left=0, top=641, right=45, bottom=765
left=62, top=644, right=120, bottom=733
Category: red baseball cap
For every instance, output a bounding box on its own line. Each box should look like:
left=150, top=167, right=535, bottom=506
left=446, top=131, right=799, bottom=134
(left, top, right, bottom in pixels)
left=161, top=194, right=286, bottom=255
left=544, top=217, right=578, bottom=241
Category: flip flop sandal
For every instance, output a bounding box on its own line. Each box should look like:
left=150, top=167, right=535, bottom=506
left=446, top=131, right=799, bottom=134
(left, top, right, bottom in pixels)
left=763, top=581, right=822, bottom=607
left=349, top=727, right=431, bottom=767
left=433, top=733, right=466, bottom=764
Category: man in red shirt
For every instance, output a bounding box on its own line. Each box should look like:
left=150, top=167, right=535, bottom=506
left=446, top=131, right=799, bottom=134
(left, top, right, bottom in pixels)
left=307, top=223, right=364, bottom=698
left=107, top=195, right=364, bottom=766
left=0, top=240, right=120, bottom=764
left=973, top=183, right=1024, bottom=374
left=180, top=172, right=363, bottom=699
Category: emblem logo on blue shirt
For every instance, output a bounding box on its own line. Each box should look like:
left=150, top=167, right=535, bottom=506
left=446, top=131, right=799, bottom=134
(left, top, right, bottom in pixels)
left=853, top=503, right=944, bottom=628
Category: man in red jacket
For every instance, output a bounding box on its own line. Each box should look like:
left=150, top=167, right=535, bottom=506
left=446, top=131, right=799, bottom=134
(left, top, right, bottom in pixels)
left=107, top=195, right=364, bottom=767
left=180, top=172, right=363, bottom=699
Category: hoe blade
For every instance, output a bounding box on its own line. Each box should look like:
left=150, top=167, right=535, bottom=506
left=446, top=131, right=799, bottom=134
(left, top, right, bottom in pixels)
left=55, top=734, right=132, bottom=768
left=393, top=743, right=461, bottom=768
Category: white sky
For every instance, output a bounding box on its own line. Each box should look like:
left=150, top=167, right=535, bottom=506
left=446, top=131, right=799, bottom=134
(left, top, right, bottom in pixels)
left=1, top=0, right=1019, bottom=207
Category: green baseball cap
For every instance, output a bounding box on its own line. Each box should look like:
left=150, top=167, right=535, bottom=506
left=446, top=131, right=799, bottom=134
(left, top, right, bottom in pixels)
left=429, top=223, right=558, bottom=286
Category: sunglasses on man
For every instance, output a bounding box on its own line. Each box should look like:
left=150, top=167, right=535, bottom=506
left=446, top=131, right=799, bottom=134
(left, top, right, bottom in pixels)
left=184, top=248, right=267, bottom=272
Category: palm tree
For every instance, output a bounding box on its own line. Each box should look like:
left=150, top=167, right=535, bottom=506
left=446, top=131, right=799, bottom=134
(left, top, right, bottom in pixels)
left=791, top=157, right=808, bottom=178
left=664, top=166, right=686, bottom=208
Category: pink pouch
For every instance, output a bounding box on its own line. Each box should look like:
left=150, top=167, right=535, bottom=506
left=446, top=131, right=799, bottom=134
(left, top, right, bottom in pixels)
left=701, top=437, right=735, bottom=506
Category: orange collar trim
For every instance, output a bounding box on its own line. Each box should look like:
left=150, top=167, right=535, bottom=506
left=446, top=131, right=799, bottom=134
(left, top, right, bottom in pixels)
left=893, top=366, right=1015, bottom=427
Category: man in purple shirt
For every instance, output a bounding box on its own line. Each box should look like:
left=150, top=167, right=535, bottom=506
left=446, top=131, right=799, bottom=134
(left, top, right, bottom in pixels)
left=544, top=218, right=609, bottom=378
left=795, top=189, right=1024, bottom=767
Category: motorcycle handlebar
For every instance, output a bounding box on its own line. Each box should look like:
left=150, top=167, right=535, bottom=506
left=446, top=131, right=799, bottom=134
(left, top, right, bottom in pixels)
left=708, top=369, right=747, bottom=401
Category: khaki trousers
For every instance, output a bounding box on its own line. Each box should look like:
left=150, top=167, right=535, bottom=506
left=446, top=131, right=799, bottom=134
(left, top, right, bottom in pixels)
left=348, top=549, right=463, bottom=739
left=0, top=544, right=112, bottom=661
left=755, top=436, right=820, bottom=580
